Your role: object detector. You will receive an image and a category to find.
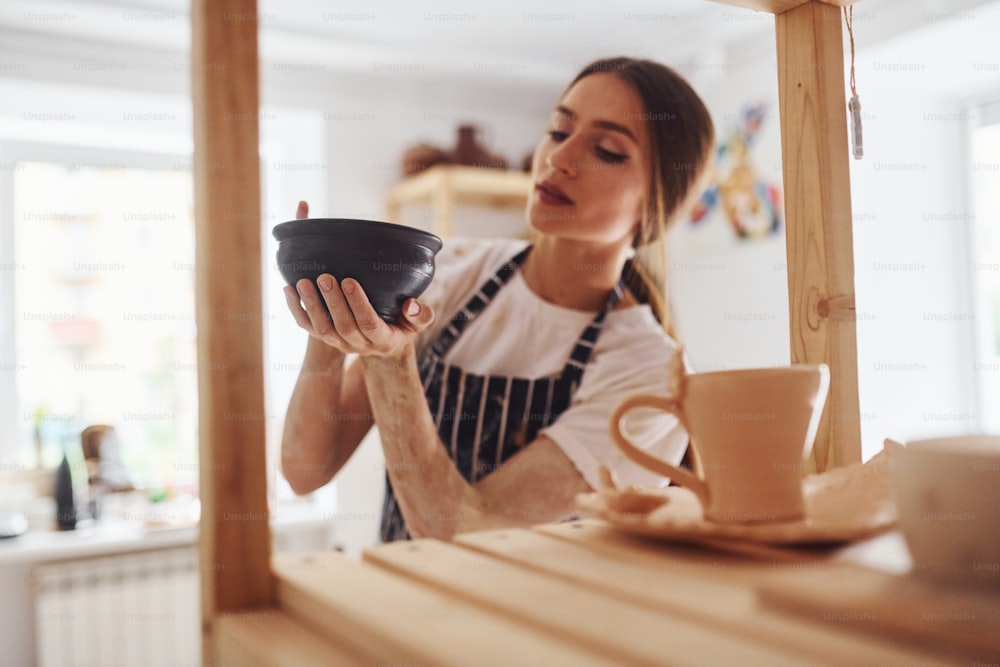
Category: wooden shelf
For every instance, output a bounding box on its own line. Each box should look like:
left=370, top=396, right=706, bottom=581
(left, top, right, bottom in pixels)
left=194, top=1, right=873, bottom=663
left=705, top=0, right=855, bottom=11
left=235, top=522, right=982, bottom=666
left=385, top=165, right=532, bottom=237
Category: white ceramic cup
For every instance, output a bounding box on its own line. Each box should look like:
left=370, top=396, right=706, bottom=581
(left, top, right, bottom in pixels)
left=894, top=435, right=1000, bottom=586
left=610, top=364, right=830, bottom=524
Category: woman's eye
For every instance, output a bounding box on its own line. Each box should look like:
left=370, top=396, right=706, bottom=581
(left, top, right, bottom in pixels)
left=596, top=146, right=628, bottom=163
left=548, top=130, right=568, bottom=142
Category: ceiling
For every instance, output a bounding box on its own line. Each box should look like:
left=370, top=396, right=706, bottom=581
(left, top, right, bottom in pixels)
left=0, top=0, right=995, bottom=107
left=0, top=0, right=768, bottom=73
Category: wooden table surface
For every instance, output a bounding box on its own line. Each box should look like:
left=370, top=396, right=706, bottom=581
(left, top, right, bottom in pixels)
left=219, top=519, right=1000, bottom=666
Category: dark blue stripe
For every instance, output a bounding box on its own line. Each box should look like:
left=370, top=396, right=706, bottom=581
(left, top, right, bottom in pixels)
left=502, top=377, right=531, bottom=452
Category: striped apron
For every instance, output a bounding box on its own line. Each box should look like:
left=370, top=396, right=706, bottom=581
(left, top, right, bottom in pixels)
left=379, top=246, right=623, bottom=542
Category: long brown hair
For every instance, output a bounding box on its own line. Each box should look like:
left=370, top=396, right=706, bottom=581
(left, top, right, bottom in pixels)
left=566, top=57, right=715, bottom=340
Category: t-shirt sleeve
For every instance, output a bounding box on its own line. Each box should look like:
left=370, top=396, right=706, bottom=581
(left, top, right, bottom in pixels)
left=413, top=236, right=528, bottom=357
left=538, top=323, right=689, bottom=490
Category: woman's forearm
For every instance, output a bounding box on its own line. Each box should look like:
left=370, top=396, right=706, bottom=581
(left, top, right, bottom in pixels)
left=280, top=338, right=358, bottom=494
left=361, top=345, right=515, bottom=540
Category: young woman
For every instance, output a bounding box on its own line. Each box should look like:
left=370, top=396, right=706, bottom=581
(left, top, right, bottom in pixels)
left=280, top=56, right=715, bottom=542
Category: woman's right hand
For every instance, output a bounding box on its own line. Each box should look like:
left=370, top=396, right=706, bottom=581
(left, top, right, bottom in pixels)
left=281, top=200, right=434, bottom=359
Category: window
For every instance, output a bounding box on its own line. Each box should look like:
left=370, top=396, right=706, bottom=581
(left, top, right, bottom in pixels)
left=1, top=143, right=197, bottom=491
left=968, top=99, right=1000, bottom=433
left=1, top=98, right=334, bottom=513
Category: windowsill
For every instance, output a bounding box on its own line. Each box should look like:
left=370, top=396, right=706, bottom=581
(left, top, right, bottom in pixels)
left=0, top=499, right=334, bottom=567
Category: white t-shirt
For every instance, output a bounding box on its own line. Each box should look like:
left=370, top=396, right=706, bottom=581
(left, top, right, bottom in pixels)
left=415, top=236, right=688, bottom=490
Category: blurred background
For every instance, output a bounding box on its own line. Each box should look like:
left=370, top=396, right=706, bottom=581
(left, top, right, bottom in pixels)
left=0, top=1, right=998, bottom=661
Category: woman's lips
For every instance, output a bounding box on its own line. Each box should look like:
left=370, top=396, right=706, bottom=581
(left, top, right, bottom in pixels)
left=536, top=181, right=574, bottom=206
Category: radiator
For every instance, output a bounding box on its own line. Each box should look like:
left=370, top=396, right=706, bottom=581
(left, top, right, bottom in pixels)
left=33, top=547, right=200, bottom=667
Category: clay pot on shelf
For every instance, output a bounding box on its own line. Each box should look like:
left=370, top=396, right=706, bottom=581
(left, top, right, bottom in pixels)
left=401, top=143, right=449, bottom=177
left=520, top=150, right=534, bottom=173
left=448, top=124, right=509, bottom=170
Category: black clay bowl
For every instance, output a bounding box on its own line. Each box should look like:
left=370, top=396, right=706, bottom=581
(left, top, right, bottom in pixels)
left=273, top=218, right=443, bottom=323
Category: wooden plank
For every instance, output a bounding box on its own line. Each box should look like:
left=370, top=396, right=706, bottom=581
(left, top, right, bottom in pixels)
left=706, top=0, right=809, bottom=12
left=460, top=524, right=957, bottom=666
left=757, top=565, right=1000, bottom=661
left=446, top=165, right=533, bottom=203
left=363, top=537, right=822, bottom=666
left=386, top=163, right=446, bottom=207
left=191, top=0, right=272, bottom=663
left=432, top=167, right=455, bottom=237
left=273, top=551, right=611, bottom=666
left=705, top=0, right=857, bottom=12
left=387, top=165, right=531, bottom=207
left=385, top=165, right=531, bottom=232
left=775, top=0, right=862, bottom=472
left=537, top=519, right=824, bottom=583
left=215, top=607, right=363, bottom=667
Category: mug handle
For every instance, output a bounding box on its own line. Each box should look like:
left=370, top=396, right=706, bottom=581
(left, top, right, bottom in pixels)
left=610, top=395, right=710, bottom=507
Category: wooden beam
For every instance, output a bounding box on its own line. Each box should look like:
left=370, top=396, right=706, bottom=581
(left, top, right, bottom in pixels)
left=705, top=0, right=856, bottom=13
left=216, top=610, right=364, bottom=666
left=192, top=0, right=272, bottom=664
left=706, top=0, right=808, bottom=12
left=775, top=1, right=861, bottom=472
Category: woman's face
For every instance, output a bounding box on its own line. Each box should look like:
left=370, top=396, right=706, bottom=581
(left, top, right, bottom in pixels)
left=528, top=73, right=651, bottom=246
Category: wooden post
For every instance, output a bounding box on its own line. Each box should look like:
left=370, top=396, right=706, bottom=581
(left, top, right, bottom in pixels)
left=775, top=0, right=862, bottom=471
left=431, top=170, right=455, bottom=238
left=706, top=1, right=855, bottom=14
left=192, top=0, right=272, bottom=664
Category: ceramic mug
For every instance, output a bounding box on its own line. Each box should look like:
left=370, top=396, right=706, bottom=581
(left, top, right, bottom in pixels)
left=894, top=435, right=1000, bottom=586
left=610, top=364, right=830, bottom=524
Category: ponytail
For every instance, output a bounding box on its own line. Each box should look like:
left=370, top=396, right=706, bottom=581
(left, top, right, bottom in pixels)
left=622, top=248, right=676, bottom=341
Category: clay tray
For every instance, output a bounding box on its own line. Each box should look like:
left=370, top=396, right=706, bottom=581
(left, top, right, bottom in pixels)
left=575, top=441, right=901, bottom=546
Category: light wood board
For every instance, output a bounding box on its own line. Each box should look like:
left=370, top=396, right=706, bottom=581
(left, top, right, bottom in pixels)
left=274, top=551, right=612, bottom=666
left=775, top=0, right=862, bottom=472
left=364, top=536, right=818, bottom=666
left=192, top=0, right=272, bottom=663
left=215, top=608, right=362, bottom=667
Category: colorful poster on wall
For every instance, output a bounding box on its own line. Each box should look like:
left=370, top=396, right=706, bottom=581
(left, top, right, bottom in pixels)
left=689, top=103, right=783, bottom=243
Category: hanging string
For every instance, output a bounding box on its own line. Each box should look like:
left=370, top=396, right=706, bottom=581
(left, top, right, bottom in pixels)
left=844, top=6, right=863, bottom=159
left=844, top=6, right=857, bottom=98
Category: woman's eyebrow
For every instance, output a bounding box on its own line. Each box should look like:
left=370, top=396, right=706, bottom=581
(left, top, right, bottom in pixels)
left=556, top=105, right=638, bottom=144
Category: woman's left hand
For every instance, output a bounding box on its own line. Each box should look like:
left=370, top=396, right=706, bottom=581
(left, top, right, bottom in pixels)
left=283, top=274, right=435, bottom=361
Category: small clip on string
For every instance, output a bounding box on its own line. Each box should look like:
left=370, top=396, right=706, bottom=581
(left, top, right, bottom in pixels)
left=844, top=6, right=863, bottom=159
left=849, top=95, right=863, bottom=160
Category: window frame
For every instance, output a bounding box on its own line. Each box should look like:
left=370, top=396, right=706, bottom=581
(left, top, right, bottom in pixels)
left=0, top=139, right=194, bottom=467
left=963, top=94, right=1000, bottom=434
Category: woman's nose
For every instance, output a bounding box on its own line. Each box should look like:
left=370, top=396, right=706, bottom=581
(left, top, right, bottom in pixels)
left=546, top=138, right=580, bottom=178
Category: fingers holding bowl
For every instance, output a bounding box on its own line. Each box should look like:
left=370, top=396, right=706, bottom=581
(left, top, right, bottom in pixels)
left=334, top=279, right=432, bottom=355
left=298, top=275, right=389, bottom=354
left=399, top=298, right=434, bottom=334
left=294, top=277, right=333, bottom=331
left=282, top=266, right=433, bottom=358
left=315, top=274, right=359, bottom=336
left=288, top=277, right=351, bottom=350
left=282, top=285, right=314, bottom=331
left=338, top=278, right=394, bottom=350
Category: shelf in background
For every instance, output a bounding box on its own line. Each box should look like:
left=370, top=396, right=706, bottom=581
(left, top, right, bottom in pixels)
left=386, top=165, right=532, bottom=237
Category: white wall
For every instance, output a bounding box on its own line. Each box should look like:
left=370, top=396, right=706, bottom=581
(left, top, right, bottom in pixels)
left=847, top=6, right=1000, bottom=446
left=664, top=5, right=1000, bottom=462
